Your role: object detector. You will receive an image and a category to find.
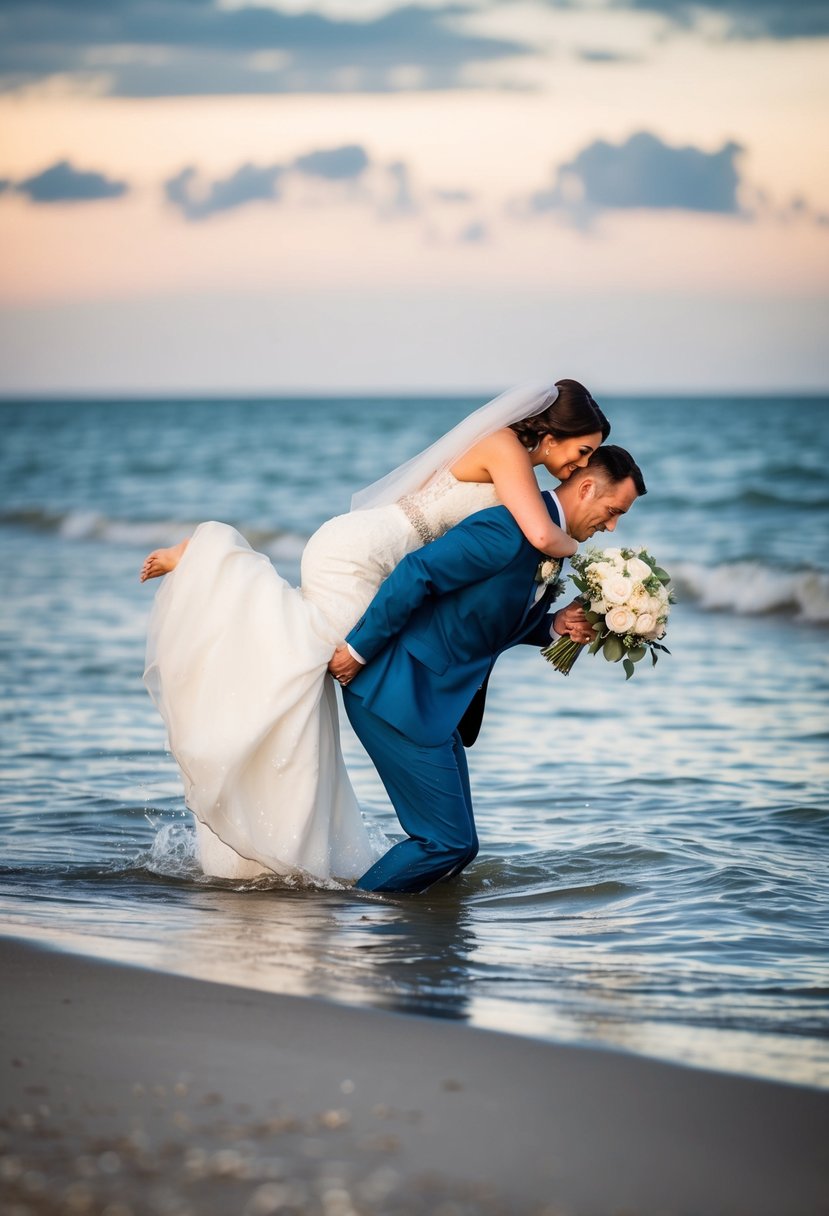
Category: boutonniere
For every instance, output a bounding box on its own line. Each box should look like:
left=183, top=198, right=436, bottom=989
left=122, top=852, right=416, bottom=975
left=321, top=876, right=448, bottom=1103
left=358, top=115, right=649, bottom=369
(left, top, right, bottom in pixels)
left=534, top=558, right=565, bottom=596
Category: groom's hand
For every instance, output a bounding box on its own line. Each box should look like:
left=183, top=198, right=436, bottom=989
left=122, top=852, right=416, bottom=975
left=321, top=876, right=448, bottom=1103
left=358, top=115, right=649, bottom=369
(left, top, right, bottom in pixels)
left=328, top=645, right=363, bottom=687
left=553, top=599, right=596, bottom=645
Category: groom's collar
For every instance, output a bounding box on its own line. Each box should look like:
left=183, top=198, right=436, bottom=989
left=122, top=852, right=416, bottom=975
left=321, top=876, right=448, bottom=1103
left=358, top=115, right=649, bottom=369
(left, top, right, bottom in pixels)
left=549, top=488, right=566, bottom=532
left=543, top=488, right=566, bottom=533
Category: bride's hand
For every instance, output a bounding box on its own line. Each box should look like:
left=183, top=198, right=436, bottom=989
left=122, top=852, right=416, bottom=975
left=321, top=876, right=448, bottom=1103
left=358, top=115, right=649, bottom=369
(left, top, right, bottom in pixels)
left=328, top=645, right=363, bottom=687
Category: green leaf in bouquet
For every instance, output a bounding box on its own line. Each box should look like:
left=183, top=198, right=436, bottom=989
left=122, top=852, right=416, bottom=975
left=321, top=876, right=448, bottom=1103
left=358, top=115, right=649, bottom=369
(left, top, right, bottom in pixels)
left=603, top=635, right=624, bottom=662
left=583, top=610, right=601, bottom=624
left=588, top=633, right=604, bottom=655
left=628, top=644, right=647, bottom=663
left=623, top=658, right=635, bottom=680
left=654, top=568, right=671, bottom=584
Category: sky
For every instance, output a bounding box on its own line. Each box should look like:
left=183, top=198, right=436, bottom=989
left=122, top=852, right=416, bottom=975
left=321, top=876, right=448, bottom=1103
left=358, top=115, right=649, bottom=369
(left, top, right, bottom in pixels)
left=0, top=0, right=827, bottom=394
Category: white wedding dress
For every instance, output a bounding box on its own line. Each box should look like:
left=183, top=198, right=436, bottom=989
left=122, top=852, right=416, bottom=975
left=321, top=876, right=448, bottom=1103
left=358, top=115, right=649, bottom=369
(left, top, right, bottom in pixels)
left=144, top=470, right=500, bottom=883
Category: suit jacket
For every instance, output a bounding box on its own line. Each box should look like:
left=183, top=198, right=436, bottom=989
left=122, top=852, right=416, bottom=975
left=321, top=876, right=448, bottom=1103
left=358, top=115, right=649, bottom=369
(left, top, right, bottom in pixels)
left=345, top=492, right=564, bottom=747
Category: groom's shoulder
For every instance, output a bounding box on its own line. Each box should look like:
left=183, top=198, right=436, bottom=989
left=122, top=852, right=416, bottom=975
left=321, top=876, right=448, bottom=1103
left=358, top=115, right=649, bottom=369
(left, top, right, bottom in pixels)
left=453, top=500, right=531, bottom=559
left=469, top=490, right=559, bottom=534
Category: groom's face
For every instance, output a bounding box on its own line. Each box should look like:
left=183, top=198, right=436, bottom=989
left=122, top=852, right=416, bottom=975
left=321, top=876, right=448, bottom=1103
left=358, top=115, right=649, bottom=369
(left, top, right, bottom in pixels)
left=567, top=475, right=639, bottom=541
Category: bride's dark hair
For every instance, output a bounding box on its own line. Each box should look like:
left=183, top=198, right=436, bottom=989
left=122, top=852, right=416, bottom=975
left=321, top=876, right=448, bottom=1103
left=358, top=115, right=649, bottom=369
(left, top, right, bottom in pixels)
left=510, top=379, right=610, bottom=450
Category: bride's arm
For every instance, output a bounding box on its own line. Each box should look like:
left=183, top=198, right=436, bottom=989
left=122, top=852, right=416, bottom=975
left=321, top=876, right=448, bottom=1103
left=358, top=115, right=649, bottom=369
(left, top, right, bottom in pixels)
left=452, top=431, right=578, bottom=558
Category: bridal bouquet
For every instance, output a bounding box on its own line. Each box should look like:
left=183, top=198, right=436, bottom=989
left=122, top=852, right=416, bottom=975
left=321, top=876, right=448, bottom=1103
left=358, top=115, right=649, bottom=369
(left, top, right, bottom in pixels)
left=543, top=546, right=673, bottom=679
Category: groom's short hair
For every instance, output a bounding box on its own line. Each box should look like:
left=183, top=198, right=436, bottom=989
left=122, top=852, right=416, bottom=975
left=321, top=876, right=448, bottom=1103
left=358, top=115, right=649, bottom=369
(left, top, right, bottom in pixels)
left=583, top=445, right=647, bottom=496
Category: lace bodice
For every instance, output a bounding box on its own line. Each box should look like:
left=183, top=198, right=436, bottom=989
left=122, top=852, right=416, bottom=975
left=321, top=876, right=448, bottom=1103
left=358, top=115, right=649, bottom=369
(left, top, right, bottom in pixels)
left=398, top=470, right=500, bottom=545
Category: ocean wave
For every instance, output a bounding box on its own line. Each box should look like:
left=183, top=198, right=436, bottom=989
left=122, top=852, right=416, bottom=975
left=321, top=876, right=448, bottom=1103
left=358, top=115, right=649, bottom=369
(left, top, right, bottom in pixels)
left=656, top=488, right=829, bottom=512
left=0, top=507, right=308, bottom=561
left=673, top=560, right=829, bottom=624
left=736, top=488, right=829, bottom=509
left=3, top=507, right=827, bottom=624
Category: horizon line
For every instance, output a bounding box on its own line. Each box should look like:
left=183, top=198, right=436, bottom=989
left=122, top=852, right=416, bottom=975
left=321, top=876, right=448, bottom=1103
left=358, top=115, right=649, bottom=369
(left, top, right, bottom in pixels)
left=2, top=386, right=828, bottom=403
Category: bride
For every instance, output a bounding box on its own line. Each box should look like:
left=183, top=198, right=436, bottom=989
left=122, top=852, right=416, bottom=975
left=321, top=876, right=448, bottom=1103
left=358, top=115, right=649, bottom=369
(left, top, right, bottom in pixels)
left=140, top=380, right=609, bottom=883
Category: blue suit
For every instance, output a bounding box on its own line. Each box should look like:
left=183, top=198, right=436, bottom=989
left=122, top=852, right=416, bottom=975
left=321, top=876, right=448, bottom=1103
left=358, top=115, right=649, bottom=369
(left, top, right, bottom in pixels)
left=344, top=492, right=564, bottom=893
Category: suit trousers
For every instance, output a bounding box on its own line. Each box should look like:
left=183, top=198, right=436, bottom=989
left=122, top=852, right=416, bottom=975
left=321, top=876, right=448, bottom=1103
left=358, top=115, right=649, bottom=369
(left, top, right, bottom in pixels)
left=344, top=691, right=479, bottom=893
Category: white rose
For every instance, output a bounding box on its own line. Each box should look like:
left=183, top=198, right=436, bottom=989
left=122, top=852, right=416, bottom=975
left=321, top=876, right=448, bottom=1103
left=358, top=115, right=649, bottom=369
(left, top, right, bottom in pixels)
left=590, top=560, right=616, bottom=583
left=590, top=599, right=608, bottom=615
left=624, top=556, right=651, bottom=582
left=539, top=560, right=558, bottom=581
left=643, top=620, right=667, bottom=641
left=634, top=612, right=656, bottom=635
left=649, top=594, right=667, bottom=616
left=628, top=584, right=651, bottom=611
left=606, top=605, right=636, bottom=634
left=602, top=574, right=633, bottom=605
left=603, top=548, right=622, bottom=562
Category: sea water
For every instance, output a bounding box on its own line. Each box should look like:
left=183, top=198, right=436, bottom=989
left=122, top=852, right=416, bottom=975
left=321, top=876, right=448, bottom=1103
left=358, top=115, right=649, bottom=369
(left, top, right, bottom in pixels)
left=1, top=394, right=827, bottom=1089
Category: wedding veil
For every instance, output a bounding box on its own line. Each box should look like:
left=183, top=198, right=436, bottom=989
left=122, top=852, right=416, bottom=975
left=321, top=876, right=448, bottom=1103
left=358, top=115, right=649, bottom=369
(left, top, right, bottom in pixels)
left=350, top=382, right=558, bottom=511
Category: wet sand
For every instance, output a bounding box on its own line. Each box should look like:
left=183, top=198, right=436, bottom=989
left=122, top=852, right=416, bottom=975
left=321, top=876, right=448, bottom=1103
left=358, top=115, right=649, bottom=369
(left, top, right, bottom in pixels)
left=1, top=936, right=827, bottom=1215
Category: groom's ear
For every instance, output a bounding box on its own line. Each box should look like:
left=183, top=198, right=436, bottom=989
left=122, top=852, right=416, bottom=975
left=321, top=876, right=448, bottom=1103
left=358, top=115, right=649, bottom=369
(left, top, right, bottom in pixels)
left=577, top=476, right=596, bottom=502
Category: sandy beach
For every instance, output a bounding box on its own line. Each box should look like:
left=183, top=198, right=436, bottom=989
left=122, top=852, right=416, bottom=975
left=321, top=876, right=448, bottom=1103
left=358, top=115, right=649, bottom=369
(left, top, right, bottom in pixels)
left=1, top=936, right=827, bottom=1215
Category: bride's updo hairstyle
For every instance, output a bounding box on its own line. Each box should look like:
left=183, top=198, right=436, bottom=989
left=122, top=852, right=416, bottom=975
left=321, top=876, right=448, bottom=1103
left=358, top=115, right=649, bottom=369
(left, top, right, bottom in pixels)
left=510, top=379, right=610, bottom=450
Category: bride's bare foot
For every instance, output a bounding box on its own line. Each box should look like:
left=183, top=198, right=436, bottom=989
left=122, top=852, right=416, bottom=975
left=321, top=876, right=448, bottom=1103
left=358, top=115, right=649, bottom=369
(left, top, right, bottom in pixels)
left=140, top=538, right=189, bottom=582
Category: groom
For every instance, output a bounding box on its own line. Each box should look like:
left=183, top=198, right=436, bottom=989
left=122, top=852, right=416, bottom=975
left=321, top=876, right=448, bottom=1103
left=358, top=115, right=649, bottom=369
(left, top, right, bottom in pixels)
left=328, top=445, right=647, bottom=894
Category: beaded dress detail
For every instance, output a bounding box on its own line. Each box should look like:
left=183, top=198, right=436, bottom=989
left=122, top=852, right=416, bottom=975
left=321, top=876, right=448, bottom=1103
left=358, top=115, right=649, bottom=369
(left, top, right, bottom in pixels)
left=398, top=469, right=500, bottom=547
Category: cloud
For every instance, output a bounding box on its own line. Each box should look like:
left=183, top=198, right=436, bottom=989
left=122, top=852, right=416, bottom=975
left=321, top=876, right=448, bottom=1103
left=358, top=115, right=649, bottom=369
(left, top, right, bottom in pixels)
left=575, top=48, right=642, bottom=63
left=164, top=144, right=393, bottom=220
left=161, top=146, right=484, bottom=235
left=164, top=162, right=283, bottom=221
left=293, top=145, right=370, bottom=181
left=14, top=159, right=129, bottom=203
left=383, top=161, right=419, bottom=217
left=528, top=131, right=744, bottom=223
left=617, top=0, right=829, bottom=40
left=525, top=0, right=829, bottom=39
left=771, top=193, right=829, bottom=228
left=434, top=188, right=476, bottom=204
left=0, top=1, right=534, bottom=96
left=458, top=220, right=488, bottom=243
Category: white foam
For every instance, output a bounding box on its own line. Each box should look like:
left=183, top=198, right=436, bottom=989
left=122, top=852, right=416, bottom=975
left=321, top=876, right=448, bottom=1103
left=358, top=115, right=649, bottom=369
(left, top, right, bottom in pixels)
left=59, top=510, right=106, bottom=540
left=673, top=561, right=829, bottom=623
left=144, top=821, right=201, bottom=880
left=2, top=506, right=309, bottom=555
